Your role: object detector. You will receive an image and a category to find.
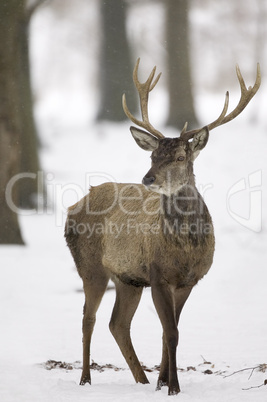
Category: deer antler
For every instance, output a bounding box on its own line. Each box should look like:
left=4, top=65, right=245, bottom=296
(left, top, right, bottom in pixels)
left=181, top=63, right=261, bottom=141
left=122, top=58, right=165, bottom=139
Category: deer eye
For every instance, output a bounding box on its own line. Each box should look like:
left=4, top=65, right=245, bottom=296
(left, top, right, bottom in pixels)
left=177, top=156, right=185, bottom=161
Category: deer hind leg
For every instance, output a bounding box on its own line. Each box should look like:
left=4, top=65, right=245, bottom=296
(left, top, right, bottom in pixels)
left=109, top=280, right=149, bottom=384
left=150, top=263, right=192, bottom=395
left=80, top=269, right=109, bottom=385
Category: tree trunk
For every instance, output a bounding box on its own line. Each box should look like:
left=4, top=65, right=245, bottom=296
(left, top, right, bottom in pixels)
left=17, top=10, right=43, bottom=209
left=0, top=0, right=24, bottom=244
left=166, top=0, right=198, bottom=130
left=97, top=0, right=136, bottom=121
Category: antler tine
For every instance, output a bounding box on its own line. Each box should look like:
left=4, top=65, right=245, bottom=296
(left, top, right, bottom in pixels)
left=180, top=91, right=229, bottom=141
left=133, top=58, right=161, bottom=94
left=216, top=62, right=261, bottom=126
left=180, top=122, right=188, bottom=136
left=207, top=91, right=229, bottom=131
left=122, top=58, right=165, bottom=139
left=180, top=63, right=261, bottom=141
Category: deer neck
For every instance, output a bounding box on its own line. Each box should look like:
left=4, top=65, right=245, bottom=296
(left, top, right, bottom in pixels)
left=160, top=179, right=209, bottom=242
left=161, top=187, right=200, bottom=218
left=161, top=174, right=200, bottom=217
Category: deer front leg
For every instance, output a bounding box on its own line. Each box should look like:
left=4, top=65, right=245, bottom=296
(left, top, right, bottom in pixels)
left=109, top=280, right=149, bottom=384
left=151, top=287, right=179, bottom=394
left=150, top=266, right=179, bottom=395
left=150, top=263, right=191, bottom=395
left=156, top=333, right=169, bottom=390
left=156, top=286, right=193, bottom=392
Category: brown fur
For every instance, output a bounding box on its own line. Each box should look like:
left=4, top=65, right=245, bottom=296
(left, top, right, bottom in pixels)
left=66, top=182, right=214, bottom=285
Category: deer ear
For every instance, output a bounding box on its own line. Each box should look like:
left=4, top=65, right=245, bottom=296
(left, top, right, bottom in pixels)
left=130, top=126, right=159, bottom=151
left=190, top=126, right=209, bottom=157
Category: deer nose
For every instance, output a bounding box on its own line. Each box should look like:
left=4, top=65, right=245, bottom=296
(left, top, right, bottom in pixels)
left=142, top=175, right=156, bottom=186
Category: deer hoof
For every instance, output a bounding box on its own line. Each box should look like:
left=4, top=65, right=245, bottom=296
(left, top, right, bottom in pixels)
left=156, top=380, right=168, bottom=391
left=80, top=375, right=91, bottom=386
left=168, top=385, right=180, bottom=395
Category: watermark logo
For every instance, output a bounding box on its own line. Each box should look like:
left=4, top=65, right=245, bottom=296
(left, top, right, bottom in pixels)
left=65, top=217, right=214, bottom=239
left=226, top=170, right=262, bottom=232
left=4, top=170, right=263, bottom=233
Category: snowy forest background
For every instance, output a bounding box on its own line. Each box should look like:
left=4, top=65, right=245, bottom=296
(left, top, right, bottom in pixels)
left=0, top=0, right=267, bottom=401
left=32, top=0, right=266, bottom=135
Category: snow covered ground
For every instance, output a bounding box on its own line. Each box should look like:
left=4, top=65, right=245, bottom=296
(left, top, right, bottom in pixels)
left=1, top=2, right=267, bottom=401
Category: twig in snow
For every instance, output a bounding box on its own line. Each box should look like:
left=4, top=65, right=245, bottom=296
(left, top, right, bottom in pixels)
left=242, top=379, right=267, bottom=391
left=200, top=355, right=212, bottom=364
left=223, top=364, right=266, bottom=379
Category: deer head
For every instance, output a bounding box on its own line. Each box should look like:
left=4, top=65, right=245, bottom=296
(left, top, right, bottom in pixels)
left=122, top=59, right=261, bottom=196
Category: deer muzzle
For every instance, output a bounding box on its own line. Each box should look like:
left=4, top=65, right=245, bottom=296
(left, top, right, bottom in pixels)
left=142, top=175, right=156, bottom=186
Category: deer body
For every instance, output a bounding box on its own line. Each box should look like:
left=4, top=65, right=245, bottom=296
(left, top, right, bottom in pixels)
left=67, top=181, right=214, bottom=289
left=65, top=60, right=260, bottom=395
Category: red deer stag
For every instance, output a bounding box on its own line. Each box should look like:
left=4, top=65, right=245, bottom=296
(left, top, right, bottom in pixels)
left=65, top=59, right=261, bottom=395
